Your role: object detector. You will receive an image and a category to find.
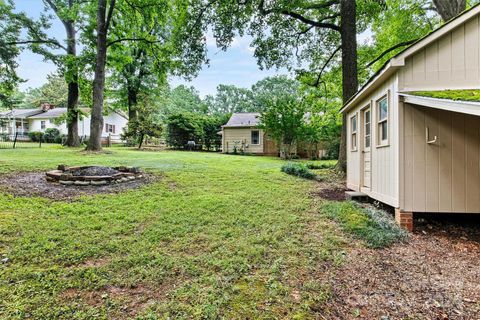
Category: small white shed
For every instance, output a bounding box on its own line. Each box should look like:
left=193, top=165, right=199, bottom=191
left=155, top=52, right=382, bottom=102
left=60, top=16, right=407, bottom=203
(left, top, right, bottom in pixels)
left=341, top=5, right=480, bottom=230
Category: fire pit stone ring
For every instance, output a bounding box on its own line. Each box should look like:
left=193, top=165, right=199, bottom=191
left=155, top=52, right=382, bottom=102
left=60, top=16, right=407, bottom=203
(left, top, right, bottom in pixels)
left=46, top=165, right=143, bottom=186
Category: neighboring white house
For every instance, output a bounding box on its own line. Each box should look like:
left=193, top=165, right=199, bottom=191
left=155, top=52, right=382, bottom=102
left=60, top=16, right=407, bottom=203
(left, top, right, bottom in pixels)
left=0, top=105, right=128, bottom=142
left=341, top=5, right=480, bottom=231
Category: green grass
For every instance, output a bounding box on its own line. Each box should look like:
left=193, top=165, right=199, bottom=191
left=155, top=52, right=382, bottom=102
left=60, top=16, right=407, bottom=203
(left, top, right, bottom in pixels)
left=0, top=146, right=347, bottom=319
left=321, top=201, right=408, bottom=249
left=409, top=89, right=480, bottom=102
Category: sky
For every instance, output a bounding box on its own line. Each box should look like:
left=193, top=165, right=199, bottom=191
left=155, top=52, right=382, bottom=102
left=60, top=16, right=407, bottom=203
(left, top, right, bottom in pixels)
left=14, top=0, right=285, bottom=97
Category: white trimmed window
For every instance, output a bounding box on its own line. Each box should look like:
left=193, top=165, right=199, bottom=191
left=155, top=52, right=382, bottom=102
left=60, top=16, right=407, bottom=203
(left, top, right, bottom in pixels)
left=350, top=114, right=357, bottom=151
left=41, top=121, right=46, bottom=130
left=377, top=96, right=389, bottom=145
left=251, top=130, right=260, bottom=145
left=105, top=123, right=116, bottom=134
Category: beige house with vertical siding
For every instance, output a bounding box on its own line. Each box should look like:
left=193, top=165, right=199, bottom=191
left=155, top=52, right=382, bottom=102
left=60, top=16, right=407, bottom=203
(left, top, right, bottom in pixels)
left=222, top=113, right=278, bottom=155
left=341, top=5, right=480, bottom=230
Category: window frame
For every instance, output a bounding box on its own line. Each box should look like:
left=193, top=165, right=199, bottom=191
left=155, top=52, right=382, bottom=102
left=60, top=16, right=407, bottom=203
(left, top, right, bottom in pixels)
left=105, top=123, right=116, bottom=134
left=362, top=103, right=372, bottom=150
left=376, top=93, right=390, bottom=147
left=40, top=120, right=46, bottom=130
left=251, top=130, right=260, bottom=145
left=350, top=113, right=358, bottom=152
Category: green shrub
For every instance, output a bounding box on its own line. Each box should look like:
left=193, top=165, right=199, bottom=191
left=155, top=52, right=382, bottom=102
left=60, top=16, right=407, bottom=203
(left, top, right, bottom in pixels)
left=321, top=201, right=408, bottom=248
left=306, top=162, right=336, bottom=170
left=43, top=128, right=61, bottom=143
left=281, top=162, right=316, bottom=180
left=56, top=134, right=67, bottom=144
left=28, top=131, right=44, bottom=142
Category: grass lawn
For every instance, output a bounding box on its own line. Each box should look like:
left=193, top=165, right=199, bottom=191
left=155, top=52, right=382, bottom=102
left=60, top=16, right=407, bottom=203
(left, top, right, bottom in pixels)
left=0, top=146, right=347, bottom=319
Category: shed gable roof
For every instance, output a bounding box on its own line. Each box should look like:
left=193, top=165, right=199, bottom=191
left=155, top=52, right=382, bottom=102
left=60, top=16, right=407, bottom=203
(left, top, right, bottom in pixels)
left=341, top=4, right=480, bottom=113
left=223, top=113, right=261, bottom=128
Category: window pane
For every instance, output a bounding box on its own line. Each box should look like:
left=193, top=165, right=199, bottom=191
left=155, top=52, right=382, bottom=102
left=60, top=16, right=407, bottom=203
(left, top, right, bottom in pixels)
left=352, top=133, right=357, bottom=149
left=251, top=130, right=259, bottom=144
left=351, top=115, right=357, bottom=132
left=379, top=98, right=388, bottom=121
left=381, top=122, right=388, bottom=141
left=365, top=136, right=370, bottom=148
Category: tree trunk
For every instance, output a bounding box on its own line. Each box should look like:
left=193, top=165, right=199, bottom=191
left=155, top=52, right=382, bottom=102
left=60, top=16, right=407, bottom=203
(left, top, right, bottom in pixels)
left=433, top=0, right=466, bottom=22
left=127, top=88, right=138, bottom=121
left=338, top=0, right=358, bottom=173
left=87, top=0, right=109, bottom=151
left=64, top=21, right=81, bottom=147
left=138, top=133, right=144, bottom=149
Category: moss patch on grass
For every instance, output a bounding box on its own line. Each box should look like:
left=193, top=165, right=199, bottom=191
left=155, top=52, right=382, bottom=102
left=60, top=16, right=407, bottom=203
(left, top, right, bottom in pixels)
left=320, top=201, right=408, bottom=248
left=409, top=89, right=480, bottom=102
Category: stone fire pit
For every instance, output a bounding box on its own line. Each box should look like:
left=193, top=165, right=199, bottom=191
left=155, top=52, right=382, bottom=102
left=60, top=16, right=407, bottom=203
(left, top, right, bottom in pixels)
left=46, top=165, right=143, bottom=186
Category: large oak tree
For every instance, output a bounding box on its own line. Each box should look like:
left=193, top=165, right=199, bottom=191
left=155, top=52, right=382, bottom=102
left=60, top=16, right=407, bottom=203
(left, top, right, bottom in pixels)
left=187, top=0, right=385, bottom=172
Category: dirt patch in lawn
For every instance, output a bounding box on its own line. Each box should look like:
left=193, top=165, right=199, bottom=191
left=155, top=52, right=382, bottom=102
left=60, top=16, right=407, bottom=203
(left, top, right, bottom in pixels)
left=61, top=280, right=180, bottom=318
left=324, top=215, right=480, bottom=319
left=0, top=172, right=159, bottom=201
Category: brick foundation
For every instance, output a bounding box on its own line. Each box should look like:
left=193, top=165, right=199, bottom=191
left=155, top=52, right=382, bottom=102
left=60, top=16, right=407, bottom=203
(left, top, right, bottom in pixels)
left=395, top=209, right=413, bottom=232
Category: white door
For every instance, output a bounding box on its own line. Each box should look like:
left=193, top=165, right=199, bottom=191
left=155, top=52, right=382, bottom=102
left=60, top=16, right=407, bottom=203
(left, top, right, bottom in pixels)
left=363, top=108, right=372, bottom=188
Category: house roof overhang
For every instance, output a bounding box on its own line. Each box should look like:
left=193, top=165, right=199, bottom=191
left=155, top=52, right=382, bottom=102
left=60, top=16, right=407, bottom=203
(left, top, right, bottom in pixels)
left=400, top=93, right=480, bottom=116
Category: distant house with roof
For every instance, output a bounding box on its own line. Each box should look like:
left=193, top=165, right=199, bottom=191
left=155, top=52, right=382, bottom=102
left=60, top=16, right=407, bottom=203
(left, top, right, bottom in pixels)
left=221, top=113, right=278, bottom=155
left=0, top=104, right=128, bottom=141
left=221, top=112, right=326, bottom=158
left=341, top=5, right=480, bottom=230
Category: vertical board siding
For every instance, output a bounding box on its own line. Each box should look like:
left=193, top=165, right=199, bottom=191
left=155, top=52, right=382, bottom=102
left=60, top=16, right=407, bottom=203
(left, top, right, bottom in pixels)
left=403, top=104, right=480, bottom=213
left=412, top=106, right=426, bottom=211
left=399, top=16, right=480, bottom=91
left=346, top=76, right=399, bottom=207
left=451, top=112, right=466, bottom=212
left=465, top=116, right=480, bottom=211
left=425, top=108, right=439, bottom=212
left=438, top=110, right=453, bottom=212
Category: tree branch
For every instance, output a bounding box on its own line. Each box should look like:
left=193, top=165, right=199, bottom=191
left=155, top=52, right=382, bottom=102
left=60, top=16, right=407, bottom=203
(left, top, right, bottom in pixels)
left=4, top=39, right=68, bottom=51
left=301, top=0, right=339, bottom=11
left=188, top=0, right=220, bottom=34
left=106, top=0, right=116, bottom=32
left=366, top=39, right=417, bottom=68
left=258, top=0, right=340, bottom=31
left=106, top=37, right=162, bottom=47
left=312, top=45, right=341, bottom=87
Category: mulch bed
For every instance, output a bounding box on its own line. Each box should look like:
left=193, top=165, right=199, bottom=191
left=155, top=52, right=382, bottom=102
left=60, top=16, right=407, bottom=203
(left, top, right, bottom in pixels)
left=311, top=179, right=480, bottom=319
left=0, top=172, right=158, bottom=201
left=311, top=182, right=348, bottom=201
left=319, top=206, right=480, bottom=319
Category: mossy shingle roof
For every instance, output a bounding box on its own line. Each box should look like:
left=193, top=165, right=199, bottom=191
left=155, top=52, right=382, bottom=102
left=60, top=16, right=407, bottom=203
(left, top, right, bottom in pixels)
left=408, top=90, right=480, bottom=103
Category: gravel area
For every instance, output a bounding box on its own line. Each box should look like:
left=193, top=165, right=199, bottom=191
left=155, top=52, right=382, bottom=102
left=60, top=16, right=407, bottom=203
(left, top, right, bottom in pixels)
left=0, top=172, right=157, bottom=201
left=68, top=166, right=119, bottom=176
